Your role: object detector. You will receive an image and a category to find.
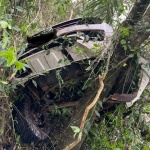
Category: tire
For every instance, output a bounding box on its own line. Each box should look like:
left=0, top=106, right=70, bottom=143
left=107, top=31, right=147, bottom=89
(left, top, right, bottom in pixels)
left=13, top=95, right=50, bottom=143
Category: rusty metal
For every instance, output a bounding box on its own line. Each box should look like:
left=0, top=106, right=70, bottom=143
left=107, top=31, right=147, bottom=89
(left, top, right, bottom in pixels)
left=110, top=92, right=137, bottom=102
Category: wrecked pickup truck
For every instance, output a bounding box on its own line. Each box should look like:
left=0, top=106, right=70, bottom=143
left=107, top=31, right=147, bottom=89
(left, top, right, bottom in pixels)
left=12, top=18, right=114, bottom=143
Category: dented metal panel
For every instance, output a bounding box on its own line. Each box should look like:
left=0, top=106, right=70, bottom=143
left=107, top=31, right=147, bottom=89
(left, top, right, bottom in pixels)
left=12, top=19, right=114, bottom=85
left=66, top=43, right=94, bottom=61
left=25, top=48, right=70, bottom=73
left=57, top=23, right=113, bottom=38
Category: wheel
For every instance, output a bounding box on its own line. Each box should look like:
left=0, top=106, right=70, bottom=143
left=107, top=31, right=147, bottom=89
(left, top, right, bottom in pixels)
left=13, top=95, right=50, bottom=143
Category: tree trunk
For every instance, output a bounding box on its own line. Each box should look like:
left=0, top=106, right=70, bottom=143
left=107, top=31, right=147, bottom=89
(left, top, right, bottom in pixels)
left=0, top=69, right=13, bottom=148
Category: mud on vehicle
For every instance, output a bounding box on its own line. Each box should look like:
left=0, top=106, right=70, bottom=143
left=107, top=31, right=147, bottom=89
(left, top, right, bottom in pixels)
left=12, top=18, right=113, bottom=143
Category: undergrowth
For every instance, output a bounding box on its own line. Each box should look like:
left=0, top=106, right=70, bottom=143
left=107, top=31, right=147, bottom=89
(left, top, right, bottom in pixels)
left=84, top=87, right=150, bottom=150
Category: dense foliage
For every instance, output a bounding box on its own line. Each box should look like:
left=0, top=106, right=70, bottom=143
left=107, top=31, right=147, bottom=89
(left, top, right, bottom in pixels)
left=0, top=0, right=149, bottom=149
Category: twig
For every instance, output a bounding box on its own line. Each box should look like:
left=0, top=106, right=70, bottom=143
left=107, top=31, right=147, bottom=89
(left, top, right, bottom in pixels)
left=8, top=72, right=15, bottom=81
left=69, top=10, right=73, bottom=20
left=109, top=57, right=129, bottom=72
left=0, top=106, right=7, bottom=112
left=63, top=75, right=104, bottom=150
left=26, top=0, right=41, bottom=30
left=48, top=101, right=79, bottom=112
left=63, top=139, right=80, bottom=150
left=0, top=96, right=8, bottom=98
left=80, top=75, right=104, bottom=130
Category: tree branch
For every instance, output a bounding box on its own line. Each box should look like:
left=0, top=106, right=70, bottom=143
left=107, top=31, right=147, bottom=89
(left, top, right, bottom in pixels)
left=124, top=0, right=150, bottom=26
left=63, top=75, right=104, bottom=150
left=129, top=4, right=150, bottom=47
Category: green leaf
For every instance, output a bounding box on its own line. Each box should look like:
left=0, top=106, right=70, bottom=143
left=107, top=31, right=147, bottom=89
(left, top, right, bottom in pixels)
left=0, top=80, right=8, bottom=84
left=136, top=52, right=140, bottom=57
left=93, top=43, right=99, bottom=47
left=58, top=59, right=62, bottom=64
left=76, top=47, right=82, bottom=52
left=146, top=29, right=150, bottom=33
left=32, top=80, right=37, bottom=88
left=85, top=66, right=91, bottom=71
left=2, top=31, right=9, bottom=49
left=16, top=6, right=23, bottom=12
left=98, top=101, right=103, bottom=108
left=13, top=25, right=21, bottom=32
left=0, top=20, right=8, bottom=28
left=114, top=148, right=121, bottom=150
left=122, top=45, right=127, bottom=51
left=95, top=110, right=100, bottom=117
left=0, top=46, right=17, bottom=66
left=85, top=35, right=89, bottom=42
left=121, top=39, right=126, bottom=45
left=78, top=132, right=82, bottom=140
left=70, top=126, right=80, bottom=133
left=7, top=24, right=11, bottom=29
left=15, top=61, right=24, bottom=71
left=83, top=128, right=88, bottom=134
left=128, top=54, right=134, bottom=58
left=0, top=20, right=11, bottom=29
left=31, top=23, right=37, bottom=30
left=20, top=25, right=26, bottom=33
